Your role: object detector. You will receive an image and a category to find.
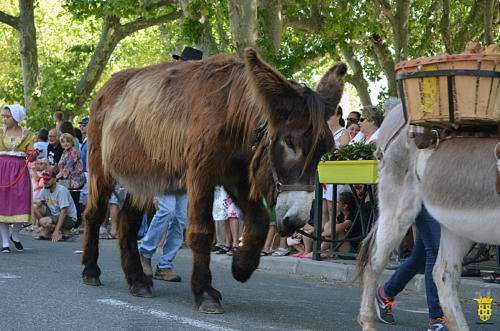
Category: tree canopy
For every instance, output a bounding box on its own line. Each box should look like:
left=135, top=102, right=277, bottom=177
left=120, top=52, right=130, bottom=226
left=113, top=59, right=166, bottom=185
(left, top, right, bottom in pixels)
left=0, top=0, right=498, bottom=129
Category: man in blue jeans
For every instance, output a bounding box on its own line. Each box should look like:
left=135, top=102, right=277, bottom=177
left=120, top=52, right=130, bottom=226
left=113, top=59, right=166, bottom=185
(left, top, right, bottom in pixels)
left=139, top=194, right=187, bottom=282
left=375, top=205, right=448, bottom=331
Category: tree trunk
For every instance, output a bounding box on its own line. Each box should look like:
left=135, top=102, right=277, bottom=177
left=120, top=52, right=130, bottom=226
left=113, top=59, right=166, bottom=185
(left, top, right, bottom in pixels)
left=341, top=45, right=372, bottom=106
left=228, top=0, right=258, bottom=58
left=484, top=0, right=495, bottom=45
left=370, top=33, right=397, bottom=97
left=17, top=0, right=39, bottom=111
left=258, top=0, right=283, bottom=52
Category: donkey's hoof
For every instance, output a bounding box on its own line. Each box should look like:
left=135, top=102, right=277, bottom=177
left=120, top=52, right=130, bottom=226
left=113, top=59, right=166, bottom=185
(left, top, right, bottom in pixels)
left=82, top=274, right=102, bottom=286
left=198, top=292, right=223, bottom=314
left=130, top=283, right=153, bottom=298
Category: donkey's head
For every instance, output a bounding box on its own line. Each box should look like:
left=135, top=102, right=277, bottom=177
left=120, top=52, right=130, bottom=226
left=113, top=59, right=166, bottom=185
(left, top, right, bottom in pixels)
left=245, top=48, right=346, bottom=236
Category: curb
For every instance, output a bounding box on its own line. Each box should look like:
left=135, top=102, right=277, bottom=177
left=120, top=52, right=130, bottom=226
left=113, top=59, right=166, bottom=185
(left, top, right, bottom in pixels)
left=203, top=251, right=500, bottom=300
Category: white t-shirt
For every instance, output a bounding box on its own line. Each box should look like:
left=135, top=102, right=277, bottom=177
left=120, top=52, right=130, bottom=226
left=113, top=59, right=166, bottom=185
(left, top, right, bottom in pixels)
left=38, top=184, right=77, bottom=220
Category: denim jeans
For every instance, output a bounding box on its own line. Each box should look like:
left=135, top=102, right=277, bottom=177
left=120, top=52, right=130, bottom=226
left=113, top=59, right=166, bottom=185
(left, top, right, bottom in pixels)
left=138, top=194, right=187, bottom=270
left=384, top=205, right=444, bottom=319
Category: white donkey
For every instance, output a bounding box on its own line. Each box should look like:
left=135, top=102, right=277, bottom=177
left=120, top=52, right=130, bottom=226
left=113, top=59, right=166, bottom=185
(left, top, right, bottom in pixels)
left=357, top=103, right=500, bottom=331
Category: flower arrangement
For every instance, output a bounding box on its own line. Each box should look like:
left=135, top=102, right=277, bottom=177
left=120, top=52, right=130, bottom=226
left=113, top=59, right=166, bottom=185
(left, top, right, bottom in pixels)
left=321, top=142, right=376, bottom=161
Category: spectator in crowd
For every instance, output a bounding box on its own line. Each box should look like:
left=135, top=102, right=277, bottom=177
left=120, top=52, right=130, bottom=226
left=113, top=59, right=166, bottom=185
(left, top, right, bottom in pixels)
left=323, top=106, right=350, bottom=225
left=29, top=157, right=50, bottom=232
left=79, top=117, right=88, bottom=142
left=47, top=128, right=63, bottom=171
left=354, top=105, right=384, bottom=144
left=57, top=133, right=85, bottom=227
left=0, top=104, right=38, bottom=252
left=53, top=111, right=63, bottom=129
left=35, top=169, right=77, bottom=242
left=74, top=127, right=82, bottom=144
left=347, top=110, right=361, bottom=121
left=346, top=119, right=360, bottom=138
left=213, top=186, right=242, bottom=256
left=60, top=120, right=80, bottom=152
left=34, top=128, right=49, bottom=158
left=375, top=206, right=448, bottom=331
left=321, top=191, right=361, bottom=254
left=100, top=186, right=125, bottom=239
left=139, top=194, right=187, bottom=282
left=261, top=198, right=276, bottom=256
left=78, top=118, right=89, bottom=216
left=32, top=157, right=49, bottom=200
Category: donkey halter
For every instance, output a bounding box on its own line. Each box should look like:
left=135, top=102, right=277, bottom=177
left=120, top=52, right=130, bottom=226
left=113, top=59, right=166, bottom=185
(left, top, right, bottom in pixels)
left=267, top=139, right=315, bottom=200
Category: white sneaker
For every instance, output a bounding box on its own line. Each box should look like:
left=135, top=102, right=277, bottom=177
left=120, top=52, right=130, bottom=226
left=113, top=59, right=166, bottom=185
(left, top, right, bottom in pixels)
left=271, top=248, right=290, bottom=256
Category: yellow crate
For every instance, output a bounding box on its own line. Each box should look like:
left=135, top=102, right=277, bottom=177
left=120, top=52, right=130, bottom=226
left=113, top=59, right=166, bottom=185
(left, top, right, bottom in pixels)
left=318, top=160, right=379, bottom=185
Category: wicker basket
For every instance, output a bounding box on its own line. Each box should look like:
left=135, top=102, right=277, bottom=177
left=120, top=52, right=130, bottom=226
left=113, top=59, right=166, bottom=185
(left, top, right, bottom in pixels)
left=395, top=53, right=500, bottom=127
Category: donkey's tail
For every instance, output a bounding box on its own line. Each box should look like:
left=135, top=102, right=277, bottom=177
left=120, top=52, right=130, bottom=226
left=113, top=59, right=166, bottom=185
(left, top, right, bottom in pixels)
left=356, top=221, right=379, bottom=282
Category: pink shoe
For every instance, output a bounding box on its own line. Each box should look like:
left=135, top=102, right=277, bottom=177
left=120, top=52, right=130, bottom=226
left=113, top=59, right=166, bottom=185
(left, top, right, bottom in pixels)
left=292, top=251, right=305, bottom=258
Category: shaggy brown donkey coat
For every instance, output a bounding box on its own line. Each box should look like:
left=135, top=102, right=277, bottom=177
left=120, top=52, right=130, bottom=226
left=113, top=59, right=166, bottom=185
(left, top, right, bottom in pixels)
left=83, top=48, right=346, bottom=313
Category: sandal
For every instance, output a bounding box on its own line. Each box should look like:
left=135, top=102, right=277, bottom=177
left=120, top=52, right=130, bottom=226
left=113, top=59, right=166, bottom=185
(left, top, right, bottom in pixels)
left=482, top=272, right=500, bottom=283
left=226, top=246, right=238, bottom=256
left=215, top=245, right=230, bottom=255
left=271, top=248, right=290, bottom=256
left=260, top=250, right=271, bottom=256
left=34, top=235, right=51, bottom=240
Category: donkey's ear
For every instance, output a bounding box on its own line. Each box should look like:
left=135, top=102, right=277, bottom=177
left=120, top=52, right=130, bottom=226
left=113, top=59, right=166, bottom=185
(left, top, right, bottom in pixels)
left=244, top=48, right=300, bottom=123
left=316, top=62, right=347, bottom=119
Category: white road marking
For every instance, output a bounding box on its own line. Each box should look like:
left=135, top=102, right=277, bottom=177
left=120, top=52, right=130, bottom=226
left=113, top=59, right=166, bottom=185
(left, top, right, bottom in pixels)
left=97, top=298, right=236, bottom=331
left=0, top=273, right=21, bottom=279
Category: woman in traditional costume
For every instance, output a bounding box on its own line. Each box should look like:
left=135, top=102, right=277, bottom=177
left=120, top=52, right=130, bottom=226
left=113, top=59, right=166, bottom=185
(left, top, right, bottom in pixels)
left=0, top=104, right=37, bottom=252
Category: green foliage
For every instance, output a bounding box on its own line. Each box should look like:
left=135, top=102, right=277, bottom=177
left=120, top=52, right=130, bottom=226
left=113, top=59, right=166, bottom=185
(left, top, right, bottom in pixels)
left=322, top=142, right=376, bottom=161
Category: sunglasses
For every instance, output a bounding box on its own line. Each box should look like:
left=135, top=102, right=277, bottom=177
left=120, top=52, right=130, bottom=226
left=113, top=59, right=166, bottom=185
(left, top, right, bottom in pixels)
left=346, top=118, right=359, bottom=124
left=359, top=118, right=367, bottom=122
left=79, top=124, right=87, bottom=128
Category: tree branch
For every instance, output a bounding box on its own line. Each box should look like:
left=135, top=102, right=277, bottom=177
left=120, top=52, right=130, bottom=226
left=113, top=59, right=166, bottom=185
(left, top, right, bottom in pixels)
left=0, top=10, right=19, bottom=29
left=119, top=10, right=182, bottom=36
left=341, top=45, right=372, bottom=106
left=372, top=0, right=395, bottom=25
left=440, top=0, right=453, bottom=53
left=282, top=4, right=324, bottom=33
left=452, top=0, right=483, bottom=51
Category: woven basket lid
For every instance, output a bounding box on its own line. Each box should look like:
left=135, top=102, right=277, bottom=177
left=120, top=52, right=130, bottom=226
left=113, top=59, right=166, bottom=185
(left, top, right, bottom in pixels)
left=395, top=53, right=500, bottom=71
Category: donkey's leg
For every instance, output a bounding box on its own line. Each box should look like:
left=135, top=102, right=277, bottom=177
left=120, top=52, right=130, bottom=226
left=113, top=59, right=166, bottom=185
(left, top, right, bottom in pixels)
left=82, top=186, right=113, bottom=286
left=433, top=227, right=471, bottom=331
left=186, top=185, right=222, bottom=313
left=232, top=200, right=268, bottom=282
left=358, top=199, right=420, bottom=330
left=118, top=195, right=153, bottom=298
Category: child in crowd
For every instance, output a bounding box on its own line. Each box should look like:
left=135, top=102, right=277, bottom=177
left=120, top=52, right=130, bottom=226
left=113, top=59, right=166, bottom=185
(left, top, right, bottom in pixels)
left=213, top=186, right=242, bottom=256
left=346, top=119, right=360, bottom=138
left=57, top=133, right=85, bottom=226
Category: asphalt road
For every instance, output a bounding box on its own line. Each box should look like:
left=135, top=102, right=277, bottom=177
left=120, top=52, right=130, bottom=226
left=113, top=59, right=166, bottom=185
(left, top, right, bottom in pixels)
left=0, top=231, right=498, bottom=330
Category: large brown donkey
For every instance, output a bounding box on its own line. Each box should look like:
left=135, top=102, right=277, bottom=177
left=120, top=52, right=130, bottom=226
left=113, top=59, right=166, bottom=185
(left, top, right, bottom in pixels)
left=82, top=48, right=346, bottom=313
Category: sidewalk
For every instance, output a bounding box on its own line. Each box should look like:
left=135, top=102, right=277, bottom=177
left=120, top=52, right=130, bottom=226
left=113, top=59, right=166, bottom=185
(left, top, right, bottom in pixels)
left=182, top=250, right=500, bottom=300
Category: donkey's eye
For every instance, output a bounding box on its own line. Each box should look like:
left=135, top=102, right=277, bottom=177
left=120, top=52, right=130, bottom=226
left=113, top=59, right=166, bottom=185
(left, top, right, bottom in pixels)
left=284, top=136, right=294, bottom=148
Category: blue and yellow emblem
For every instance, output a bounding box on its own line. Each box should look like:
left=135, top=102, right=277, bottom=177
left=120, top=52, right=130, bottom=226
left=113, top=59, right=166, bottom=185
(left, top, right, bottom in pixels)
left=475, top=296, right=493, bottom=322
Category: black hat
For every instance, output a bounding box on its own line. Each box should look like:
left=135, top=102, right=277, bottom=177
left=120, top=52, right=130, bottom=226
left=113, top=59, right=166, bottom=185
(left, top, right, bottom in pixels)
left=172, top=47, right=203, bottom=61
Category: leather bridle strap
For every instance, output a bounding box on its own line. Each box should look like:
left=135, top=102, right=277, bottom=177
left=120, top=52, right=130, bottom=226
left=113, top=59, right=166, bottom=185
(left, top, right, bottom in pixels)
left=267, top=139, right=315, bottom=200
